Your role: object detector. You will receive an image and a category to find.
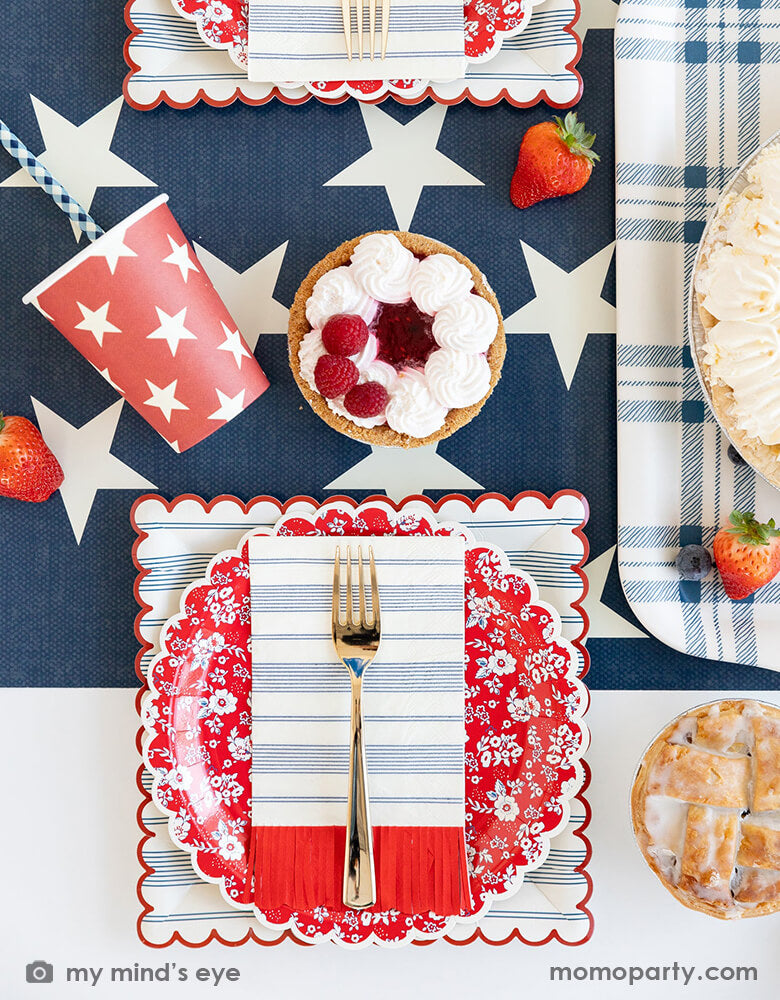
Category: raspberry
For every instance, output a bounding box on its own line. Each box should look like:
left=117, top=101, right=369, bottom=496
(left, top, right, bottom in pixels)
left=344, top=382, right=389, bottom=418
left=321, top=314, right=370, bottom=357
left=314, top=354, right=359, bottom=398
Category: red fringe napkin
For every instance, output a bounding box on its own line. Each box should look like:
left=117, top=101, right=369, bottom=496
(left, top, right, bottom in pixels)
left=251, top=825, right=472, bottom=913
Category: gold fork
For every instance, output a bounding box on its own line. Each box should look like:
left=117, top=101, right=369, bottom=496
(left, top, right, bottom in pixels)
left=332, top=545, right=381, bottom=909
left=340, top=0, right=390, bottom=61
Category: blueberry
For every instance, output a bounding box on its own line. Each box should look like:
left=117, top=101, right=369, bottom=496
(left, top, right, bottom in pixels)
left=675, top=544, right=713, bottom=581
left=727, top=443, right=747, bottom=466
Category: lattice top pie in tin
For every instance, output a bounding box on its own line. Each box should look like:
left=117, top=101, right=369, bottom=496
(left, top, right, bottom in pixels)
left=632, top=699, right=780, bottom=919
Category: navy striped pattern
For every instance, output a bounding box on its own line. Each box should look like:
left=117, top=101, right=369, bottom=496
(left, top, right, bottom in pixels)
left=252, top=743, right=463, bottom=772
left=135, top=495, right=589, bottom=942
left=247, top=0, right=465, bottom=81
left=615, top=0, right=780, bottom=668
left=249, top=534, right=467, bottom=827
left=254, top=659, right=464, bottom=693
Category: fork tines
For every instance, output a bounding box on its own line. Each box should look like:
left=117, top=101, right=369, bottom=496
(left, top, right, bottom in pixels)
left=332, top=545, right=380, bottom=633
left=341, top=0, right=389, bottom=61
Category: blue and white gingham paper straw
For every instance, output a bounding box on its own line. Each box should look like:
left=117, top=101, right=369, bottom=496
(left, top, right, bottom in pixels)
left=0, top=118, right=104, bottom=242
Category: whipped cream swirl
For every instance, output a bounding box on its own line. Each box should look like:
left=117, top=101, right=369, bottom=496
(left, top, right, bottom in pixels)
left=299, top=328, right=325, bottom=391
left=350, top=233, right=417, bottom=304
left=722, top=194, right=780, bottom=259
left=385, top=370, right=448, bottom=438
left=696, top=142, right=780, bottom=448
left=704, top=319, right=780, bottom=445
left=351, top=331, right=379, bottom=370
left=362, top=359, right=401, bottom=394
left=425, top=348, right=491, bottom=408
left=748, top=147, right=780, bottom=196
left=696, top=244, right=780, bottom=324
left=306, top=266, right=378, bottom=330
left=432, top=294, right=498, bottom=353
left=410, top=253, right=473, bottom=316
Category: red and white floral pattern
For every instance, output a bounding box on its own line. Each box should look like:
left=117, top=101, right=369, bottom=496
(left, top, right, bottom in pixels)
left=143, top=501, right=587, bottom=946
left=169, top=0, right=533, bottom=86
left=464, top=0, right=532, bottom=61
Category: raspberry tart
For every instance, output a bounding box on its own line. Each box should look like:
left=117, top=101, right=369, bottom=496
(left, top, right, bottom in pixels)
left=288, top=231, right=506, bottom=447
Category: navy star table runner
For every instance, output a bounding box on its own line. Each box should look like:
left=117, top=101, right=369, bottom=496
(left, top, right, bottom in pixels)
left=2, top=1, right=775, bottom=690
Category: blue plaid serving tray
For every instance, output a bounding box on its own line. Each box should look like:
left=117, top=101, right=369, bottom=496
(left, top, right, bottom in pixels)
left=615, top=0, right=780, bottom=670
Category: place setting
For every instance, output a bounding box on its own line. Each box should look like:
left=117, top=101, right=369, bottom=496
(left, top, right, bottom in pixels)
left=124, top=0, right=580, bottom=109
left=135, top=490, right=589, bottom=946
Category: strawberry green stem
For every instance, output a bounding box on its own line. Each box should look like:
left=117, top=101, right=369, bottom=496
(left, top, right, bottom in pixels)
left=553, top=112, right=600, bottom=163
left=726, top=509, right=780, bottom=546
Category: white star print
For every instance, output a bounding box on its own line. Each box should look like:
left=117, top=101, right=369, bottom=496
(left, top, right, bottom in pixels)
left=193, top=241, right=289, bottom=350
left=31, top=398, right=155, bottom=544
left=325, top=104, right=483, bottom=231
left=147, top=306, right=197, bottom=357
left=1, top=96, right=155, bottom=241
left=504, top=241, right=616, bottom=389
left=208, top=388, right=247, bottom=423
left=582, top=546, right=646, bottom=640
left=88, top=227, right=137, bottom=275
left=144, top=379, right=189, bottom=422
left=325, top=444, right=483, bottom=503
left=162, top=235, right=199, bottom=282
left=74, top=301, right=121, bottom=347
left=217, top=322, right=252, bottom=369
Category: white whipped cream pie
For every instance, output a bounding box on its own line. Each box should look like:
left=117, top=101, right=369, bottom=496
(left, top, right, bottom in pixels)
left=694, top=144, right=780, bottom=473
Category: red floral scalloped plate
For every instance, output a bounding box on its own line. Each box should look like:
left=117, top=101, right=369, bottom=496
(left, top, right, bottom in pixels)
left=170, top=0, right=535, bottom=98
left=142, top=501, right=587, bottom=946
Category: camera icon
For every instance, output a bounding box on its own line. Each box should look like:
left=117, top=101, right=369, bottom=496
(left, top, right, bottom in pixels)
left=26, top=961, right=54, bottom=984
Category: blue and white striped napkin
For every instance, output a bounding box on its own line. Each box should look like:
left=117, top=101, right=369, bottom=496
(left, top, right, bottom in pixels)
left=247, top=0, right=466, bottom=84
left=248, top=533, right=469, bottom=913
left=249, top=534, right=465, bottom=827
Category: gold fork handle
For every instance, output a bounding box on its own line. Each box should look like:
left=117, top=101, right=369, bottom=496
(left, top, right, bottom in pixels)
left=343, top=677, right=375, bottom=909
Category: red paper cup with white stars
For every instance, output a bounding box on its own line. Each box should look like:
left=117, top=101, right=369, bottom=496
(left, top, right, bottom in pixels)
left=23, top=195, right=270, bottom=452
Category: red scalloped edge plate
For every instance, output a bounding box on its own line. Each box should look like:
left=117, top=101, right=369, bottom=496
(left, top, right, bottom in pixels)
left=132, top=491, right=593, bottom=947
left=122, top=0, right=583, bottom=111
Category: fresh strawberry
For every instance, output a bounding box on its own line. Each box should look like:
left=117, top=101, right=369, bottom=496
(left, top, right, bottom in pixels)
left=0, top=413, right=64, bottom=503
left=321, top=314, right=370, bottom=357
left=344, top=381, right=388, bottom=418
left=314, top=355, right=359, bottom=399
left=510, top=112, right=599, bottom=210
left=713, top=510, right=780, bottom=600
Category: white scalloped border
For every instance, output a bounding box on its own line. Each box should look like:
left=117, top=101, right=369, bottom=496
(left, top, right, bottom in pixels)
left=140, top=497, right=589, bottom=949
